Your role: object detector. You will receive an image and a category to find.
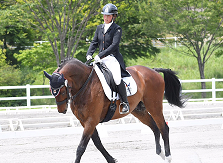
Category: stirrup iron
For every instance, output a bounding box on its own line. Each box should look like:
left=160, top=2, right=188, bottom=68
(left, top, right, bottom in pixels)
left=119, top=102, right=129, bottom=114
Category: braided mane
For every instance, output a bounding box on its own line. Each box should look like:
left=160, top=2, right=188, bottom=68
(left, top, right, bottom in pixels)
left=56, top=57, right=89, bottom=73
left=57, top=57, right=74, bottom=72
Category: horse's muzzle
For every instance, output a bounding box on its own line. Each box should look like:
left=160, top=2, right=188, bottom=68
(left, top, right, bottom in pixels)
left=57, top=107, right=67, bottom=114
left=57, top=103, right=68, bottom=114
left=58, top=109, right=67, bottom=114
left=62, top=109, right=67, bottom=114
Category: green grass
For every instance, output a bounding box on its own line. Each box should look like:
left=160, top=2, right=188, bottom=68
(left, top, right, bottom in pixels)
left=125, top=47, right=223, bottom=99
left=31, top=46, right=223, bottom=100
left=126, top=46, right=223, bottom=79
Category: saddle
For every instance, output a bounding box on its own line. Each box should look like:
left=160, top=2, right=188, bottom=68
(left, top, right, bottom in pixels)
left=96, top=62, right=118, bottom=92
left=94, top=62, right=137, bottom=123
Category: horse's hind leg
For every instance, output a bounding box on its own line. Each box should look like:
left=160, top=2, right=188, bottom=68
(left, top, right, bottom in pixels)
left=91, top=128, right=117, bottom=163
left=142, top=99, right=172, bottom=163
left=131, top=102, right=165, bottom=160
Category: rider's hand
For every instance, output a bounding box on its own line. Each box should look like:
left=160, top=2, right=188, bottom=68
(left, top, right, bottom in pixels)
left=94, top=55, right=101, bottom=63
left=86, top=55, right=92, bottom=61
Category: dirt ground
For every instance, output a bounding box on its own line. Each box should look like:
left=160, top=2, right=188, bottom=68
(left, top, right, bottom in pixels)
left=0, top=124, right=223, bottom=163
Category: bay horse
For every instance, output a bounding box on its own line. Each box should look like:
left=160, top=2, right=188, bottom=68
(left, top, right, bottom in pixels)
left=44, top=57, right=184, bottom=163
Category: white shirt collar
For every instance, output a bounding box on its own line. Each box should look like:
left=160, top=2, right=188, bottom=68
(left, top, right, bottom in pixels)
left=104, top=21, right=113, bottom=33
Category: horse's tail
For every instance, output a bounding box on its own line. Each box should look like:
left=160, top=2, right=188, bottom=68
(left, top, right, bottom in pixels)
left=153, top=68, right=185, bottom=108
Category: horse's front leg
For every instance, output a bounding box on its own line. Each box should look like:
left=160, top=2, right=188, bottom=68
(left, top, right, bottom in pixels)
left=74, top=125, right=94, bottom=163
left=91, top=128, right=117, bottom=163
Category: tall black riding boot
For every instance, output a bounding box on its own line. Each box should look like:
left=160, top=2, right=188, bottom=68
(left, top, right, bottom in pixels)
left=117, top=80, right=130, bottom=114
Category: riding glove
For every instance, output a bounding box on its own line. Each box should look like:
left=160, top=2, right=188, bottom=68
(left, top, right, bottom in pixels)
left=86, top=55, right=92, bottom=61
left=94, top=55, right=101, bottom=63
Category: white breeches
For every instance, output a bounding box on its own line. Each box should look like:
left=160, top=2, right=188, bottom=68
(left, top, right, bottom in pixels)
left=101, top=55, right=121, bottom=85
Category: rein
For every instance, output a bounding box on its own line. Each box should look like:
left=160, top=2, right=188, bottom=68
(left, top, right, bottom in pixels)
left=70, top=67, right=94, bottom=102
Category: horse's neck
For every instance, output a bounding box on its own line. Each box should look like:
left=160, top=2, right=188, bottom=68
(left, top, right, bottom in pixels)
left=68, top=62, right=92, bottom=92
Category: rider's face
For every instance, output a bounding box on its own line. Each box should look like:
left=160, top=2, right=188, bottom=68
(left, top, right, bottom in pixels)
left=104, top=15, right=113, bottom=24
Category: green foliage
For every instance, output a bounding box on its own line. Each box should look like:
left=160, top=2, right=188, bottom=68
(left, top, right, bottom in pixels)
left=0, top=45, right=7, bottom=66
left=0, top=64, right=29, bottom=106
left=74, top=42, right=91, bottom=62
left=126, top=46, right=223, bottom=99
left=14, top=42, right=57, bottom=73
left=84, top=1, right=160, bottom=59
left=214, top=49, right=223, bottom=58
left=1, top=0, right=223, bottom=106
left=0, top=65, right=21, bottom=86
left=141, top=0, right=223, bottom=85
left=116, top=0, right=160, bottom=58
left=18, top=0, right=103, bottom=65
left=0, top=43, right=37, bottom=106
left=0, top=1, right=38, bottom=65
left=0, top=42, right=57, bottom=107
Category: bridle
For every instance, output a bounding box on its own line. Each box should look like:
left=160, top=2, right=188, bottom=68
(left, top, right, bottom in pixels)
left=55, top=80, right=70, bottom=106
left=55, top=67, right=94, bottom=106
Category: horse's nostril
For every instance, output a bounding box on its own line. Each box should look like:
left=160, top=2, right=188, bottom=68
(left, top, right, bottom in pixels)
left=63, top=110, right=67, bottom=114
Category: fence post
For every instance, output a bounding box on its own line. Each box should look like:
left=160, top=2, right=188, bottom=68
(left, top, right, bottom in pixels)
left=26, top=84, right=31, bottom=107
left=212, top=78, right=216, bottom=102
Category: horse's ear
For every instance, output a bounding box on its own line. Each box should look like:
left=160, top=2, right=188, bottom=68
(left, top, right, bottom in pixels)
left=43, top=71, right=52, bottom=80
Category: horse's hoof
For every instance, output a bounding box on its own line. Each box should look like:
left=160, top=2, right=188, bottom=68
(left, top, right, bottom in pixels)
left=165, top=155, right=172, bottom=163
left=158, top=150, right=165, bottom=160
left=108, top=158, right=117, bottom=163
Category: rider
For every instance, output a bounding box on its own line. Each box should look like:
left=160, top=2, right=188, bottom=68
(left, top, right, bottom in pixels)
left=86, top=3, right=130, bottom=114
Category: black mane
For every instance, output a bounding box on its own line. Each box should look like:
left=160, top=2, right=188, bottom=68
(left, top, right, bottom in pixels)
left=57, top=57, right=89, bottom=72
left=57, top=57, right=74, bottom=72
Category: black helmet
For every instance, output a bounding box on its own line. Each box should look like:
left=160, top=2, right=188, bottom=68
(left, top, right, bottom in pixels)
left=101, top=3, right=118, bottom=15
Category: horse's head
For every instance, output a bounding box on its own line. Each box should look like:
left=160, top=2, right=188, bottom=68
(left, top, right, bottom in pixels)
left=44, top=71, right=69, bottom=114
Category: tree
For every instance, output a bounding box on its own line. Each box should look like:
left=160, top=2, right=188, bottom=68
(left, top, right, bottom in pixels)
left=19, top=0, right=103, bottom=66
left=14, top=42, right=57, bottom=85
left=141, top=0, right=223, bottom=96
left=76, top=0, right=161, bottom=65
left=0, top=41, right=7, bottom=67
left=0, top=42, right=36, bottom=106
left=117, top=0, right=160, bottom=59
left=0, top=0, right=37, bottom=65
left=84, top=0, right=161, bottom=60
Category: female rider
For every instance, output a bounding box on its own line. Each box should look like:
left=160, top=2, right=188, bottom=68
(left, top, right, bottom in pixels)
left=86, top=3, right=130, bottom=114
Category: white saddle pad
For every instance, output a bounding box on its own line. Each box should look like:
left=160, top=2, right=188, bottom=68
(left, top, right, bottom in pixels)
left=94, top=63, right=137, bottom=101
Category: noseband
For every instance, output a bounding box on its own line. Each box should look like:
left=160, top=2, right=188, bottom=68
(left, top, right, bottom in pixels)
left=55, top=68, right=94, bottom=106
left=55, top=82, right=70, bottom=106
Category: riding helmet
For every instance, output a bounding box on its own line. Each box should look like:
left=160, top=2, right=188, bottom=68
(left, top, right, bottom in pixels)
left=101, top=3, right=118, bottom=15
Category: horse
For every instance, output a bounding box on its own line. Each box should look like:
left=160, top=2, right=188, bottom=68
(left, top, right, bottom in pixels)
left=44, top=57, right=185, bottom=163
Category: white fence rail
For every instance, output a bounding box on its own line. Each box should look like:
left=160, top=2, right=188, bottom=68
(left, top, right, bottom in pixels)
left=0, top=78, right=223, bottom=138
left=0, top=78, right=223, bottom=107
left=0, top=85, right=53, bottom=107
left=181, top=78, right=223, bottom=102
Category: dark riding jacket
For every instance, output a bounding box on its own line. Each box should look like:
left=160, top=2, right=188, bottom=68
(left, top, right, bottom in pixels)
left=86, top=23, right=129, bottom=77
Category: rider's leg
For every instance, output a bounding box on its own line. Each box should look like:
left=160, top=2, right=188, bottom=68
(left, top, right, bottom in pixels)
left=101, top=55, right=129, bottom=114
left=116, top=79, right=130, bottom=114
